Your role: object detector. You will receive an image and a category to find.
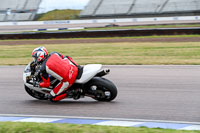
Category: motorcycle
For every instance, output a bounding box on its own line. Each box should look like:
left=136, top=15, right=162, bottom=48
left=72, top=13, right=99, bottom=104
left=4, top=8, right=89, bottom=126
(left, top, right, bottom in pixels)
left=23, top=61, right=118, bottom=102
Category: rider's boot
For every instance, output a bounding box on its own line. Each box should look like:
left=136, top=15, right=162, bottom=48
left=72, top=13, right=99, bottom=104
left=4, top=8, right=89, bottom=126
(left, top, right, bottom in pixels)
left=50, top=93, right=67, bottom=102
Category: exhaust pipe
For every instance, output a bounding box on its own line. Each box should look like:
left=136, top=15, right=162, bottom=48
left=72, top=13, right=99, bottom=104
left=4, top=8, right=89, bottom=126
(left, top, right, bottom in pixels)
left=95, top=69, right=110, bottom=77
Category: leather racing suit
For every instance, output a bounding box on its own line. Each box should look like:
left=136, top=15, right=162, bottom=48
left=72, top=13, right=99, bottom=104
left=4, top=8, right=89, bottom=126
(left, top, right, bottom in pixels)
left=39, top=52, right=78, bottom=101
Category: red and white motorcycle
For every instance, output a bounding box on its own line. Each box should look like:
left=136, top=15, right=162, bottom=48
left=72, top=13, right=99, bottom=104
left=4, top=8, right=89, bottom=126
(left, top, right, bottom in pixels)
left=23, top=62, right=118, bottom=102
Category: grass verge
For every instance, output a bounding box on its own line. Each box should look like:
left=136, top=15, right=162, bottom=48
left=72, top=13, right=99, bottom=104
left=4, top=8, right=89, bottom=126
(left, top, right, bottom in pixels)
left=0, top=42, right=200, bottom=65
left=0, top=122, right=198, bottom=133
left=22, top=24, right=200, bottom=33
left=35, top=9, right=81, bottom=21
left=85, top=24, right=200, bottom=30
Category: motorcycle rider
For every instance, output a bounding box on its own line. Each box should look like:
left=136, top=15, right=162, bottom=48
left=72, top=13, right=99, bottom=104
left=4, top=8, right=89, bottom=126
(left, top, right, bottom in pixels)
left=31, top=46, right=79, bottom=102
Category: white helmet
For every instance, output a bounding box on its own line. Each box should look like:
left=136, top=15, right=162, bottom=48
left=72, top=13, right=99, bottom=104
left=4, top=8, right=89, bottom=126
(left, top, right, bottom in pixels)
left=32, top=46, right=48, bottom=64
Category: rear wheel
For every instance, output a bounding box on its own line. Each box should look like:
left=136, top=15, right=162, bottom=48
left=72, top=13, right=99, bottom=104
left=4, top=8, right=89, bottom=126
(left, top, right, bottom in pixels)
left=85, top=77, right=117, bottom=101
left=24, top=85, right=48, bottom=100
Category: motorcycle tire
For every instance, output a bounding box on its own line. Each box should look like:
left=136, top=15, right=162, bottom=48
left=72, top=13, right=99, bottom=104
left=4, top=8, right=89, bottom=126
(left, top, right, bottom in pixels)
left=86, top=77, right=117, bottom=102
left=24, top=85, right=48, bottom=100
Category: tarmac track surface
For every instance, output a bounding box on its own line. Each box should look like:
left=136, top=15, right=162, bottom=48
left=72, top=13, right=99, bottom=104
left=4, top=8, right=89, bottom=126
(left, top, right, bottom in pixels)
left=0, top=65, right=200, bottom=123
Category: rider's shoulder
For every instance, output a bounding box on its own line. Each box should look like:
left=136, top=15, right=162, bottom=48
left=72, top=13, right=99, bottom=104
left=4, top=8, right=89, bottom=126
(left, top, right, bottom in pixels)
left=49, top=52, right=62, bottom=56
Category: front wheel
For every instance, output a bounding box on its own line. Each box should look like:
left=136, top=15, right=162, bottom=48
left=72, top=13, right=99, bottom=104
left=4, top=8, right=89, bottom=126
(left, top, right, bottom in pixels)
left=24, top=85, right=48, bottom=100
left=85, top=77, right=118, bottom=101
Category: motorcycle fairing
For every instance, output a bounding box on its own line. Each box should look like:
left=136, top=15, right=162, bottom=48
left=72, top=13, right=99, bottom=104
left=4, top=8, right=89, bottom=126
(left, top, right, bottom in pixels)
left=23, top=64, right=102, bottom=93
left=75, top=64, right=102, bottom=84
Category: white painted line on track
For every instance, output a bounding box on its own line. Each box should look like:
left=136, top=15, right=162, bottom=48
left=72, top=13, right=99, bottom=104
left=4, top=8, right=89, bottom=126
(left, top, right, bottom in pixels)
left=14, top=118, right=62, bottom=123
left=180, top=125, right=200, bottom=130
left=94, top=121, right=144, bottom=127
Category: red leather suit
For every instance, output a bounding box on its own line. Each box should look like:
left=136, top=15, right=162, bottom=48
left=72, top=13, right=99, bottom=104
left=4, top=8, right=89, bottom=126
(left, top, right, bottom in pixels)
left=39, top=52, right=78, bottom=101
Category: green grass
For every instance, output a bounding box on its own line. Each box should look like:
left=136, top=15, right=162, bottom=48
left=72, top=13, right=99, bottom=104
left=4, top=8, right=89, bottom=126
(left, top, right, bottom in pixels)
left=1, top=42, right=200, bottom=65
left=85, top=24, right=200, bottom=30
left=0, top=122, right=198, bottom=133
left=35, top=9, right=81, bottom=21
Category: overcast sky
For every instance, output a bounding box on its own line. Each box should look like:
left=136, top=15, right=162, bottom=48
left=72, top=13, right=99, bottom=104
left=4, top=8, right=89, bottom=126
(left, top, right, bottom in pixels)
left=38, top=0, right=90, bottom=13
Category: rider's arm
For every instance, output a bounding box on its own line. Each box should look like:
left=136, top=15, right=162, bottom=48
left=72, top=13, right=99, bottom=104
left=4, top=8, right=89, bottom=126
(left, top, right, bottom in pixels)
left=49, top=52, right=64, bottom=59
left=39, top=63, right=51, bottom=88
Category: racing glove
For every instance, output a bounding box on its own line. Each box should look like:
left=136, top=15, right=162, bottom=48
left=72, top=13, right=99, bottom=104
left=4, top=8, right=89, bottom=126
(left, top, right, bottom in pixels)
left=40, top=76, right=50, bottom=88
